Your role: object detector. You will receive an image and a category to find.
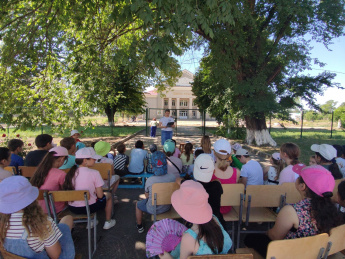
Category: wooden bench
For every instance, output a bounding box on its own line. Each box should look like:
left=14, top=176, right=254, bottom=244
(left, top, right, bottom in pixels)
left=118, top=173, right=153, bottom=189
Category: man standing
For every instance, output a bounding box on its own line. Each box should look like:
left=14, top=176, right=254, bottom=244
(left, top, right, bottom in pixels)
left=158, top=109, right=175, bottom=145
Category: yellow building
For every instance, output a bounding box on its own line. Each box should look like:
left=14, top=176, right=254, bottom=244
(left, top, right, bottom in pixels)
left=145, top=69, right=211, bottom=120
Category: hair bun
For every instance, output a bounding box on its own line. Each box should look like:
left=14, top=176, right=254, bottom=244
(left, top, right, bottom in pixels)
left=322, top=192, right=333, bottom=198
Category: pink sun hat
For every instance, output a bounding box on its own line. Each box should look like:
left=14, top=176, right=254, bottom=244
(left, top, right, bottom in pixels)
left=292, top=164, right=335, bottom=197
left=171, top=180, right=212, bottom=224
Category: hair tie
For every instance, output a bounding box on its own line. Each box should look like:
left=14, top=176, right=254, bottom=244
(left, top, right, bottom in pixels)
left=322, top=192, right=333, bottom=198
left=331, top=158, right=337, bottom=164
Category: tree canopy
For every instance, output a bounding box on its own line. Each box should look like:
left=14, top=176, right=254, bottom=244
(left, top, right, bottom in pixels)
left=192, top=0, right=345, bottom=145
left=0, top=0, right=234, bottom=129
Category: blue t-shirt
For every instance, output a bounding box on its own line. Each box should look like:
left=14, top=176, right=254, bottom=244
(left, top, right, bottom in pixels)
left=240, top=160, right=264, bottom=186
left=128, top=149, right=148, bottom=174
left=9, top=153, right=24, bottom=173
left=76, top=142, right=86, bottom=151
left=59, top=155, right=76, bottom=169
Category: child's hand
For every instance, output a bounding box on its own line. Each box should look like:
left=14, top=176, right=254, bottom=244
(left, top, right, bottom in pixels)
left=158, top=252, right=173, bottom=259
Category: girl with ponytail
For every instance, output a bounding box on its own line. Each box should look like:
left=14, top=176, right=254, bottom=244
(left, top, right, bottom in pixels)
left=245, top=164, right=342, bottom=257
left=278, top=142, right=301, bottom=185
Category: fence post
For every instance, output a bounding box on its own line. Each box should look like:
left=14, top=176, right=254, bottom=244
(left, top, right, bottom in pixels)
left=145, top=108, right=148, bottom=137
left=174, top=109, right=177, bottom=137
left=330, top=110, right=334, bottom=138
left=300, top=109, right=304, bottom=139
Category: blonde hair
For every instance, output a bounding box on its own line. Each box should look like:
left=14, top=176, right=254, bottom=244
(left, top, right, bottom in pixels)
left=0, top=201, right=51, bottom=245
left=215, top=151, right=230, bottom=171
left=200, top=135, right=212, bottom=154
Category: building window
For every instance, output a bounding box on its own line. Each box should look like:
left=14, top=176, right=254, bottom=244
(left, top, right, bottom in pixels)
left=179, top=110, right=188, bottom=117
left=180, top=100, right=188, bottom=107
left=172, top=110, right=176, bottom=116
left=192, top=111, right=196, bottom=118
left=164, top=99, right=168, bottom=106
left=172, top=100, right=176, bottom=106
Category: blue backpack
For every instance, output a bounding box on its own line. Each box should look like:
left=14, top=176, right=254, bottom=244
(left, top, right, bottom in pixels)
left=150, top=151, right=167, bottom=176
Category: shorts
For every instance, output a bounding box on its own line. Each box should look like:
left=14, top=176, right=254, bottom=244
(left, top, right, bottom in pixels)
left=136, top=198, right=150, bottom=214
left=69, top=195, right=106, bottom=214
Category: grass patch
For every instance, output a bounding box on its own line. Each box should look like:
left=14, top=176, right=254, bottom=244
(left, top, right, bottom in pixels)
left=0, top=125, right=145, bottom=139
left=207, top=127, right=345, bottom=164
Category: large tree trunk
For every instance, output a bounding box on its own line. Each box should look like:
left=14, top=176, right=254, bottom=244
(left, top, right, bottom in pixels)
left=245, top=114, right=276, bottom=146
left=104, top=105, right=116, bottom=126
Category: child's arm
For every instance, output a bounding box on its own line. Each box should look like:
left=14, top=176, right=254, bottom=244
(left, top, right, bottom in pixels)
left=45, top=242, right=61, bottom=259
left=95, top=186, right=104, bottom=199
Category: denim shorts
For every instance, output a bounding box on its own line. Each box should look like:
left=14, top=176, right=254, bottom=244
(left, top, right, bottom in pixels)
left=137, top=198, right=150, bottom=214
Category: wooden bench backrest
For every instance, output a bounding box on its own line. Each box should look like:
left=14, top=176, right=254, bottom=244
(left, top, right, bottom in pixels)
left=49, top=190, right=90, bottom=202
left=221, top=184, right=245, bottom=207
left=281, top=182, right=302, bottom=204
left=90, top=163, right=112, bottom=180
left=18, top=166, right=37, bottom=178
left=152, top=182, right=180, bottom=206
left=245, top=185, right=285, bottom=207
left=328, top=224, right=345, bottom=255
left=266, top=233, right=329, bottom=259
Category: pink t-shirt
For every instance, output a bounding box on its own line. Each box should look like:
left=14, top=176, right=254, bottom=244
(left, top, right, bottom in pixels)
left=39, top=168, right=66, bottom=213
left=173, top=148, right=181, bottom=158
left=211, top=167, right=237, bottom=214
left=278, top=165, right=298, bottom=185
left=69, top=167, right=104, bottom=207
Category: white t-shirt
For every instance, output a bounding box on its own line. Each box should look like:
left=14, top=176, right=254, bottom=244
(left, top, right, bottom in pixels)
left=336, top=157, right=345, bottom=177
left=150, top=120, right=158, bottom=127
left=264, top=166, right=279, bottom=185
left=240, top=160, right=263, bottom=186
left=166, top=156, right=183, bottom=178
left=159, top=116, right=174, bottom=132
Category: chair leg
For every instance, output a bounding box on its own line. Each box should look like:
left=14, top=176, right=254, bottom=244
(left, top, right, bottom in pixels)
left=231, top=221, right=236, bottom=253
left=88, top=217, right=92, bottom=259
left=93, top=213, right=97, bottom=256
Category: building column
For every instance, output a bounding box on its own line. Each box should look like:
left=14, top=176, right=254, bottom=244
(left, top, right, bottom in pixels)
left=168, top=98, right=172, bottom=109
left=176, top=98, right=180, bottom=118
left=189, top=97, right=193, bottom=119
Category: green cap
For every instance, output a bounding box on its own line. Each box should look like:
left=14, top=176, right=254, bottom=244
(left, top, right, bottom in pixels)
left=163, top=139, right=175, bottom=153
left=94, top=141, right=111, bottom=157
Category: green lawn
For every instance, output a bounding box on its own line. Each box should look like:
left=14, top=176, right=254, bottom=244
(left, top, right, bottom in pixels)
left=207, top=127, right=345, bottom=164
left=0, top=125, right=145, bottom=139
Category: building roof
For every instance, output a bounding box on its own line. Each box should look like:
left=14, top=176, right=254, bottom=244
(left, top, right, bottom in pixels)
left=175, top=69, right=194, bottom=87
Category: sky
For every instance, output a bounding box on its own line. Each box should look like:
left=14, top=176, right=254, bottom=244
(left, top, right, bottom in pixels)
left=176, top=36, right=345, bottom=108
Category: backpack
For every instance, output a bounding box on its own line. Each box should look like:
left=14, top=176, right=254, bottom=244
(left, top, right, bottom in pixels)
left=151, top=151, right=167, bottom=176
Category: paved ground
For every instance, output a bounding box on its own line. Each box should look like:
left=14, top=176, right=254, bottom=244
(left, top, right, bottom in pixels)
left=73, top=127, right=270, bottom=259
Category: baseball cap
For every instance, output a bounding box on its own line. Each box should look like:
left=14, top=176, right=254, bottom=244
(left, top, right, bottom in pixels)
left=163, top=139, right=175, bottom=153
left=213, top=139, right=231, bottom=155
left=311, top=144, right=337, bottom=161
left=75, top=147, right=102, bottom=160
left=236, top=148, right=249, bottom=156
left=232, top=143, right=242, bottom=151
left=193, top=154, right=215, bottom=183
left=272, top=153, right=280, bottom=160
left=70, top=130, right=80, bottom=136
left=94, top=141, right=111, bottom=157
left=292, top=164, right=335, bottom=197
left=49, top=146, right=68, bottom=157
left=0, top=176, right=39, bottom=214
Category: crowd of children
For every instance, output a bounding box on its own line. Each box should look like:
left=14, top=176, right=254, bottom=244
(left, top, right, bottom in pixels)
left=1, top=129, right=345, bottom=258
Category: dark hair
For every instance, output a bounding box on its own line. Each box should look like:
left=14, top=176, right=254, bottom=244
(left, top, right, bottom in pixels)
left=7, top=139, right=24, bottom=152
left=90, top=141, right=97, bottom=148
left=195, top=149, right=204, bottom=158
left=338, top=181, right=345, bottom=201
left=165, top=109, right=170, bottom=113
left=171, top=139, right=177, bottom=145
left=60, top=137, right=76, bottom=151
left=280, top=143, right=300, bottom=165
left=117, top=143, right=126, bottom=154
left=0, top=148, right=10, bottom=163
left=30, top=151, right=64, bottom=188
left=149, top=144, right=157, bottom=153
left=236, top=155, right=249, bottom=159
left=332, top=145, right=343, bottom=158
left=314, top=152, right=342, bottom=180
left=197, top=218, right=224, bottom=254
left=135, top=140, right=144, bottom=149
left=63, top=158, right=84, bottom=190
left=35, top=134, right=53, bottom=148
left=184, top=143, right=193, bottom=162
left=298, top=176, right=342, bottom=234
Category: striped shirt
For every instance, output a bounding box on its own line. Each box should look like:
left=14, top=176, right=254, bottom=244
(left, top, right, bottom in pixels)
left=113, top=154, right=129, bottom=171
left=6, top=213, right=62, bottom=253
